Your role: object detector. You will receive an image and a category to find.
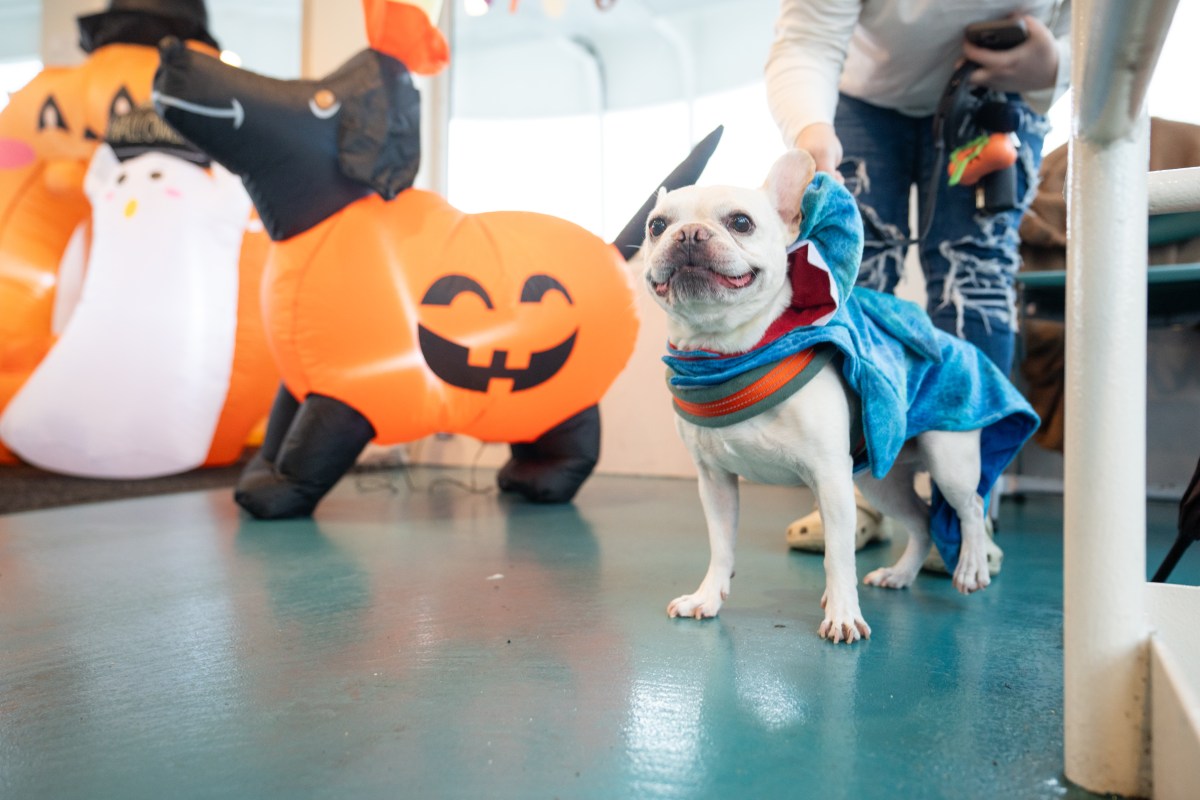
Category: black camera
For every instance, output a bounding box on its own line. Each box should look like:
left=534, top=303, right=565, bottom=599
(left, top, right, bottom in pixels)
left=965, top=18, right=1029, bottom=51
left=939, top=19, right=1030, bottom=213
left=934, top=61, right=1021, bottom=214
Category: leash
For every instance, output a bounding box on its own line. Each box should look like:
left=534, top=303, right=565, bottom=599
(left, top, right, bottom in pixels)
left=852, top=61, right=1017, bottom=252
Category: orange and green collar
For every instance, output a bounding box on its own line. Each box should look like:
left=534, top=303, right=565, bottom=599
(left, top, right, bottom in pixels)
left=666, top=344, right=835, bottom=428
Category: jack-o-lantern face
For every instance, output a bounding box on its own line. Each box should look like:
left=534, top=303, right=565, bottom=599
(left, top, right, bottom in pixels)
left=262, top=189, right=640, bottom=446
left=417, top=273, right=576, bottom=392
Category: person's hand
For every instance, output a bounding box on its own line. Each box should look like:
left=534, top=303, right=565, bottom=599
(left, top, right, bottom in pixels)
left=965, top=14, right=1060, bottom=92
left=795, top=122, right=844, bottom=183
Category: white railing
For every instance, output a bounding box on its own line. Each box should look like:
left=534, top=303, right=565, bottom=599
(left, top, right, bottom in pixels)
left=1064, top=1, right=1199, bottom=797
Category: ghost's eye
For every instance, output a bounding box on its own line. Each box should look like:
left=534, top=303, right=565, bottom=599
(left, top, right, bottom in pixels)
left=647, top=217, right=668, bottom=238
left=116, top=173, right=127, bottom=185
left=149, top=171, right=163, bottom=180
left=727, top=214, right=754, bottom=234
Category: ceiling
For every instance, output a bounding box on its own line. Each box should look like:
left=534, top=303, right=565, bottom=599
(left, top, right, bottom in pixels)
left=3, top=0, right=780, bottom=116
left=452, top=0, right=778, bottom=116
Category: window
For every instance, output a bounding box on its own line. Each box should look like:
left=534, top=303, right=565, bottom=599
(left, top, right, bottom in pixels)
left=447, top=0, right=780, bottom=240
left=0, top=58, right=42, bottom=113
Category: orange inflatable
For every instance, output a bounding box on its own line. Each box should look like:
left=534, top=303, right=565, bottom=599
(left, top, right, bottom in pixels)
left=268, top=190, right=635, bottom=444
left=153, top=1, right=721, bottom=517
left=0, top=0, right=221, bottom=463
left=208, top=214, right=274, bottom=465
left=0, top=67, right=92, bottom=463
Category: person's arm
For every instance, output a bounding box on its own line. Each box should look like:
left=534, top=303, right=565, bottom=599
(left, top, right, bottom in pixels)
left=965, top=3, right=1071, bottom=113
left=764, top=0, right=860, bottom=174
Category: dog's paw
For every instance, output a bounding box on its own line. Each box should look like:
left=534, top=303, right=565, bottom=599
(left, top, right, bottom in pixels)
left=667, top=580, right=728, bottom=620
left=863, top=565, right=918, bottom=590
left=818, top=592, right=871, bottom=644
left=952, top=550, right=992, bottom=595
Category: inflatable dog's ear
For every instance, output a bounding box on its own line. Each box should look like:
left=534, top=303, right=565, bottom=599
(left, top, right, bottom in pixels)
left=336, top=51, right=421, bottom=200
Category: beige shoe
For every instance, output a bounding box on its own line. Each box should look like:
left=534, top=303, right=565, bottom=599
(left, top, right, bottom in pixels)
left=786, top=499, right=889, bottom=552
left=921, top=518, right=1003, bottom=576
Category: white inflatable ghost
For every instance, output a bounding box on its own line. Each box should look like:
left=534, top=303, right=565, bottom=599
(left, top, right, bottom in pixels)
left=0, top=144, right=254, bottom=478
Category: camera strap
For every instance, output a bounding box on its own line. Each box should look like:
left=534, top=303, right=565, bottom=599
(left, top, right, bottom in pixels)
left=852, top=60, right=1005, bottom=252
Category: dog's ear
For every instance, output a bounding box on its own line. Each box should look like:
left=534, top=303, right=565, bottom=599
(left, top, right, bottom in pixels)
left=763, top=149, right=816, bottom=240
left=337, top=51, right=422, bottom=199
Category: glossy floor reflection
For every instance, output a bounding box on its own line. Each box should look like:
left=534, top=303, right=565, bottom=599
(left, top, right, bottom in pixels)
left=2, top=467, right=1195, bottom=799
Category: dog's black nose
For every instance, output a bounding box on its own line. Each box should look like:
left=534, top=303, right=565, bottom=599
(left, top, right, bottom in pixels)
left=676, top=223, right=710, bottom=244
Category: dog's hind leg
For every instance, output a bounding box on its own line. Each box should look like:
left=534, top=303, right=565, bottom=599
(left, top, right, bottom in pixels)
left=859, top=461, right=931, bottom=589
left=921, top=429, right=989, bottom=594
left=668, top=463, right=739, bottom=620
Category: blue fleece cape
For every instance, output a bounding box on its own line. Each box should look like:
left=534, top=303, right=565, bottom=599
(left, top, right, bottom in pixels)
left=663, top=173, right=1040, bottom=571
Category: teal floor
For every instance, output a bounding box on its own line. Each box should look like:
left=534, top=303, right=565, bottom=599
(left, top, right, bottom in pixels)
left=1, top=467, right=1195, bottom=799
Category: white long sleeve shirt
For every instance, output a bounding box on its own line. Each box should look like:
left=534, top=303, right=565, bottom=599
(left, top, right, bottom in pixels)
left=765, top=0, right=1071, bottom=147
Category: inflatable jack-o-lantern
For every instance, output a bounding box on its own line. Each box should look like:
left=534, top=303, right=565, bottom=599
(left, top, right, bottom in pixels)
left=153, top=1, right=722, bottom=518
left=267, top=190, right=642, bottom=446
left=0, top=0, right=221, bottom=464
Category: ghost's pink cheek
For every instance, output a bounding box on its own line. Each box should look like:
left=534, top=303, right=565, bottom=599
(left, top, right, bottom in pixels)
left=104, top=191, right=115, bottom=202
left=165, top=187, right=182, bottom=199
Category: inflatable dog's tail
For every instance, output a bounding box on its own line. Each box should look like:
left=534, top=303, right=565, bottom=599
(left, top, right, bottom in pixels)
left=611, top=125, right=723, bottom=262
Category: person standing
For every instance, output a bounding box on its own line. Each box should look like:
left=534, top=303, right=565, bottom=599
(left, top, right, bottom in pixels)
left=764, top=0, right=1070, bottom=558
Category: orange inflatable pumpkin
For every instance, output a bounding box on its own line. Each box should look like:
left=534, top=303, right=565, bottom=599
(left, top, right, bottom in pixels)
left=153, top=2, right=722, bottom=517
left=0, top=67, right=91, bottom=463
left=0, top=1, right=221, bottom=464
left=268, top=190, right=636, bottom=444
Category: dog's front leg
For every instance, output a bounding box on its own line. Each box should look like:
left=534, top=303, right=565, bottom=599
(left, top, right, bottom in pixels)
left=814, top=472, right=872, bottom=643
left=668, top=463, right=739, bottom=620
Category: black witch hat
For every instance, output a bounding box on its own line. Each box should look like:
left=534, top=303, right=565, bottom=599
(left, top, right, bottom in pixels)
left=78, top=0, right=220, bottom=54
left=106, top=104, right=211, bottom=166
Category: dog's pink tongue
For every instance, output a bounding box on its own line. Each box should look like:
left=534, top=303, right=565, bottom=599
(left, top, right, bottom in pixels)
left=718, top=272, right=753, bottom=289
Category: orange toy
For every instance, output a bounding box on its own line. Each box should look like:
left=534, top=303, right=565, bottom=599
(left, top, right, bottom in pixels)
left=154, top=2, right=721, bottom=517
left=947, top=132, right=1019, bottom=187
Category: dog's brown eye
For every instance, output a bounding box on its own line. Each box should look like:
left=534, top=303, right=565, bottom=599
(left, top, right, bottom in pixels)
left=728, top=214, right=754, bottom=234
left=648, top=217, right=667, bottom=237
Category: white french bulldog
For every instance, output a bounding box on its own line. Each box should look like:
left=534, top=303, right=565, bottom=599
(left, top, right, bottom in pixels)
left=641, top=148, right=993, bottom=644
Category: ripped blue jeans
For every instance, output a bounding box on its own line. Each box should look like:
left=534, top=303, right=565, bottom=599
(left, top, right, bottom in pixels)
left=834, top=93, right=1049, bottom=377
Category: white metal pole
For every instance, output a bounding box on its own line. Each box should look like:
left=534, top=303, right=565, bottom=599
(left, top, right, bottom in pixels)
left=1061, top=0, right=1177, bottom=793
left=1147, top=167, right=1200, bottom=215
left=1063, top=111, right=1150, bottom=795
left=420, top=0, right=454, bottom=197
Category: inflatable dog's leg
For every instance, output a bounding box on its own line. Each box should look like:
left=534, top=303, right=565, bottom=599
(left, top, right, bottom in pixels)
left=235, top=383, right=299, bottom=488
left=253, top=384, right=300, bottom=460
left=235, top=392, right=375, bottom=519
left=498, top=404, right=600, bottom=503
